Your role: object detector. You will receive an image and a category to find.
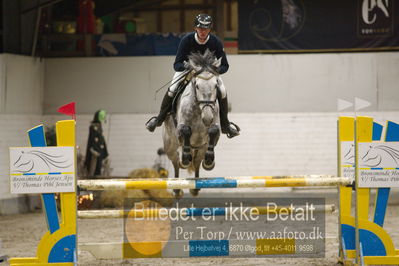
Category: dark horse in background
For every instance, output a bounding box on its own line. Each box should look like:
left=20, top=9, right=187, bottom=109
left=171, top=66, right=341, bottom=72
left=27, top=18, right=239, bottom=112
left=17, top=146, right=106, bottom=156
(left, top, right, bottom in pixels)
left=163, top=50, right=221, bottom=197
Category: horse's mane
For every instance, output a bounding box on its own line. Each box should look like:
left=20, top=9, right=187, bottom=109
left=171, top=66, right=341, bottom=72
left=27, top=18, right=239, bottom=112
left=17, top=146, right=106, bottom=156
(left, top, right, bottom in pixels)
left=187, top=49, right=219, bottom=75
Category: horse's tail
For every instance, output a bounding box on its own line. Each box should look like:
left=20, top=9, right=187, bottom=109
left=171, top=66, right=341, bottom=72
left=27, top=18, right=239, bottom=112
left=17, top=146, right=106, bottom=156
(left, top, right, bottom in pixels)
left=187, top=162, right=195, bottom=175
left=187, top=149, right=198, bottom=174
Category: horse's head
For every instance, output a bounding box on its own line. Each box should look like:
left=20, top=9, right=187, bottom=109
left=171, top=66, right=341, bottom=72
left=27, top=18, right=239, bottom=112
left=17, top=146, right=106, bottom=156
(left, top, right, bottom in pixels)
left=361, top=145, right=381, bottom=167
left=13, top=150, right=72, bottom=173
left=13, top=151, right=34, bottom=173
left=343, top=144, right=355, bottom=165
left=361, top=144, right=399, bottom=168
left=187, top=49, right=221, bottom=127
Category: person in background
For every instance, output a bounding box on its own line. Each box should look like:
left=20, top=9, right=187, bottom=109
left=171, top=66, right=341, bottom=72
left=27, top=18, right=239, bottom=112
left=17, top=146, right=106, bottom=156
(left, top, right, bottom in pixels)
left=145, top=13, right=240, bottom=138
left=84, top=110, right=109, bottom=176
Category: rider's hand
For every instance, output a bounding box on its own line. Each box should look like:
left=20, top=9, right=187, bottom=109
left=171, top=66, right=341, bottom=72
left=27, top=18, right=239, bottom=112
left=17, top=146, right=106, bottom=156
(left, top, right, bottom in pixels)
left=183, top=60, right=191, bottom=70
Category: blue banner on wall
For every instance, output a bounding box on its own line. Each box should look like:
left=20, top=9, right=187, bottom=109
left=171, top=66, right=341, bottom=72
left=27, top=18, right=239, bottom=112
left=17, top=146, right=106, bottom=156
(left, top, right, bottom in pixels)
left=95, top=33, right=182, bottom=56
left=238, top=0, right=399, bottom=53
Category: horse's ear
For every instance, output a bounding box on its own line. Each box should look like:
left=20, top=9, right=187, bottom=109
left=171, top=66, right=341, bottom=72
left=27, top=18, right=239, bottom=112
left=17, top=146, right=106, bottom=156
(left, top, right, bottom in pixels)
left=213, top=57, right=222, bottom=69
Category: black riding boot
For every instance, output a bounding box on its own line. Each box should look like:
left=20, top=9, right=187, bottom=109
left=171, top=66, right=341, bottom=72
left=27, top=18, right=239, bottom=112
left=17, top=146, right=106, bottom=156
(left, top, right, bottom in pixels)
left=145, top=92, right=174, bottom=132
left=218, top=96, right=240, bottom=138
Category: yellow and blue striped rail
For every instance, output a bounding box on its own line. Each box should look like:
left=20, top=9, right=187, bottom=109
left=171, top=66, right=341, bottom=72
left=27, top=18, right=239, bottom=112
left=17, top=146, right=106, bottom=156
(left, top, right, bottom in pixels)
left=78, top=176, right=351, bottom=190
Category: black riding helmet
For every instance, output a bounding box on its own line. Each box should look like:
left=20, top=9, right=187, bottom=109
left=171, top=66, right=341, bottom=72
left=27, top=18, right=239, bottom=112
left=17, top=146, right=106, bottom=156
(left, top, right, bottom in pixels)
left=194, top=14, right=213, bottom=29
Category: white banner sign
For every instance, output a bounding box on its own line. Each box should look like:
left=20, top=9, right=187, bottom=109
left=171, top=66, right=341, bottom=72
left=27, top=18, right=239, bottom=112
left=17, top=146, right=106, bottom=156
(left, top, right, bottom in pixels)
left=340, top=141, right=399, bottom=187
left=358, top=142, right=399, bottom=188
left=9, top=146, right=75, bottom=194
left=340, top=141, right=355, bottom=179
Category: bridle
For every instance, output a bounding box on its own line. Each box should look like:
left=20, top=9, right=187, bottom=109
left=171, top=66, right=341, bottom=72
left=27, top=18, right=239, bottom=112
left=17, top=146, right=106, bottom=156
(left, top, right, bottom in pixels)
left=192, top=72, right=218, bottom=111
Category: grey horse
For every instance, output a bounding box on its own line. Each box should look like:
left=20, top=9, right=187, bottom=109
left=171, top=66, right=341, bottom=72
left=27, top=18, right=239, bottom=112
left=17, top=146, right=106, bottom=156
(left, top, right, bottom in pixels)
left=163, top=50, right=221, bottom=197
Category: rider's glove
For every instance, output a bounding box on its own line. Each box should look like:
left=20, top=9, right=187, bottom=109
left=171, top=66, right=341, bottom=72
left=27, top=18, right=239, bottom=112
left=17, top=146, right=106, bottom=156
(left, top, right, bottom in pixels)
left=183, top=60, right=191, bottom=70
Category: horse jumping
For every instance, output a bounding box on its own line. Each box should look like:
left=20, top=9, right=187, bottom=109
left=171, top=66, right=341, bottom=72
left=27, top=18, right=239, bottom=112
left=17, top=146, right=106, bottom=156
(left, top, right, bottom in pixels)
left=163, top=50, right=222, bottom=197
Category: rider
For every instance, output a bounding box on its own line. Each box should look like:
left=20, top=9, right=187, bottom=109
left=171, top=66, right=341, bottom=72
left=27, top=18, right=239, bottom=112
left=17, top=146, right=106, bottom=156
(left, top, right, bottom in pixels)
left=145, top=13, right=240, bottom=138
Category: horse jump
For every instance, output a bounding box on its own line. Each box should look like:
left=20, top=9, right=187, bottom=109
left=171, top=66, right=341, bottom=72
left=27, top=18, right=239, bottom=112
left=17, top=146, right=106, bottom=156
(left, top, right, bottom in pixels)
left=8, top=116, right=399, bottom=265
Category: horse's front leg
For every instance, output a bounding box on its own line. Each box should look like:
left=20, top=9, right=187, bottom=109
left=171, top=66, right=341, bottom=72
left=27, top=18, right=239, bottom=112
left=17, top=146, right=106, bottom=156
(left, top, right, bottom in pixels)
left=203, top=124, right=220, bottom=170
left=171, top=151, right=183, bottom=198
left=178, top=124, right=192, bottom=168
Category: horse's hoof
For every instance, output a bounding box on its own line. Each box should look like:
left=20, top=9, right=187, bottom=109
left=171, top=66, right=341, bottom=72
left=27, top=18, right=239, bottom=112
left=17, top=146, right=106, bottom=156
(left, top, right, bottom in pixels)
left=183, top=152, right=192, bottom=161
left=180, top=152, right=192, bottom=169
left=174, top=189, right=183, bottom=199
left=179, top=161, right=190, bottom=169
left=202, top=160, right=215, bottom=171
left=203, top=151, right=215, bottom=170
left=190, top=189, right=200, bottom=197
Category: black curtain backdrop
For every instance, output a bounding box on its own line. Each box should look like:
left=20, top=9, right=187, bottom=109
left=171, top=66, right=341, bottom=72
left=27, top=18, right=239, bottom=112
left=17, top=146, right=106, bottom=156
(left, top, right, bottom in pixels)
left=238, top=0, right=399, bottom=53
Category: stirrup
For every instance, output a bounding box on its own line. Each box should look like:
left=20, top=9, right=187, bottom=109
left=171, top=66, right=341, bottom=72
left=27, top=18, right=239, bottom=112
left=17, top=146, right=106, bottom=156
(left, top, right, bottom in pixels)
left=226, top=122, right=240, bottom=138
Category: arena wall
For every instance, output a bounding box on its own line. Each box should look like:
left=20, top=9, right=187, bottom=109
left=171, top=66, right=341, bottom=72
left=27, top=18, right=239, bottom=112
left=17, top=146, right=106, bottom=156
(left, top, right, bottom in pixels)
left=43, top=52, right=399, bottom=114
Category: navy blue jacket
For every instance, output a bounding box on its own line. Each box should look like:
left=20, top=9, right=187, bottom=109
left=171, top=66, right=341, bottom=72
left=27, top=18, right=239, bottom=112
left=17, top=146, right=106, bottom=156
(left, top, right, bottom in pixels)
left=173, top=32, right=229, bottom=74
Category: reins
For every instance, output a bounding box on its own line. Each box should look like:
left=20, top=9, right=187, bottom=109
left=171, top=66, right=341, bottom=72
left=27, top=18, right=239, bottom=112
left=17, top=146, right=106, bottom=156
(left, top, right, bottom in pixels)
left=153, top=70, right=190, bottom=99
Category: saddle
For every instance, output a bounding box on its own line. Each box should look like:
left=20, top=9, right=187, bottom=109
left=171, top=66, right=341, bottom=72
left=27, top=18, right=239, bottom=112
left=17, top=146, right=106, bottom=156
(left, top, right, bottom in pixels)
left=168, top=78, right=188, bottom=127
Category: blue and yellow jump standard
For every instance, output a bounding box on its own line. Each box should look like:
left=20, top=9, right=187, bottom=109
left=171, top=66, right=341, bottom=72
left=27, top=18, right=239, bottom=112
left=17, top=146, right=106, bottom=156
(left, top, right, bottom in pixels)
left=9, top=120, right=77, bottom=266
left=339, top=116, right=399, bottom=265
